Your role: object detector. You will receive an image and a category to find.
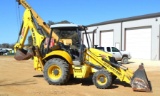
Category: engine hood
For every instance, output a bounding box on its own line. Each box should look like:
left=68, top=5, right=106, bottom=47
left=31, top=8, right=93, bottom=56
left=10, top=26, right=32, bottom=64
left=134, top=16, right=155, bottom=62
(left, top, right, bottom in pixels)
left=120, top=51, right=130, bottom=54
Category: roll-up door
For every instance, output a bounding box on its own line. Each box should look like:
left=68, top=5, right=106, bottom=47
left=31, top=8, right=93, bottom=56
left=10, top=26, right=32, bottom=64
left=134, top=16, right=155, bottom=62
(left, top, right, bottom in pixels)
left=100, top=30, right=114, bottom=47
left=125, top=27, right=151, bottom=59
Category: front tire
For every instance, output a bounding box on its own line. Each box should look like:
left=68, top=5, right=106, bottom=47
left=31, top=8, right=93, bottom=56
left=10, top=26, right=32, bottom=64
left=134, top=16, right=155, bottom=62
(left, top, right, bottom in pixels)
left=121, top=56, right=128, bottom=64
left=92, top=70, right=112, bottom=89
left=43, top=58, right=70, bottom=85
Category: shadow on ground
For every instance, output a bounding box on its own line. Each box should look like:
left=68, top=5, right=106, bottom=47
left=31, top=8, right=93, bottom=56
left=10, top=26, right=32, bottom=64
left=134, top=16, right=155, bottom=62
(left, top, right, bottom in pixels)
left=68, top=76, right=93, bottom=86
left=112, top=79, right=131, bottom=87
left=33, top=74, right=43, bottom=78
left=33, top=75, right=131, bottom=89
left=0, top=79, right=37, bottom=86
left=33, top=74, right=93, bottom=86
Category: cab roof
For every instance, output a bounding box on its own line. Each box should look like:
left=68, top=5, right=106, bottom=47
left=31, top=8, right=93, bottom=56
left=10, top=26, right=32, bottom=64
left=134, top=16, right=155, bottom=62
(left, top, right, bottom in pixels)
left=50, top=24, right=79, bottom=28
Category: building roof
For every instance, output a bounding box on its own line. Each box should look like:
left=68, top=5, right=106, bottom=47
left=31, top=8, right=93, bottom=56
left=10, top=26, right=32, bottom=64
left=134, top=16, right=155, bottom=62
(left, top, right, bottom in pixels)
left=87, top=12, right=160, bottom=27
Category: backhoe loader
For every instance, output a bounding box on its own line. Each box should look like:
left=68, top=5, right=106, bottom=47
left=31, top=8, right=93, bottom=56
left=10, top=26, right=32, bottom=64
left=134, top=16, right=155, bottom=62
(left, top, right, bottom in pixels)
left=14, top=0, right=151, bottom=92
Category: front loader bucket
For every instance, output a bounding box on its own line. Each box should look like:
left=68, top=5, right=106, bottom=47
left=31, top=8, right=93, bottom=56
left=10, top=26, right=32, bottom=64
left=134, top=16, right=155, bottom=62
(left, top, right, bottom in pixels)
left=131, top=63, right=152, bottom=92
left=14, top=49, right=34, bottom=60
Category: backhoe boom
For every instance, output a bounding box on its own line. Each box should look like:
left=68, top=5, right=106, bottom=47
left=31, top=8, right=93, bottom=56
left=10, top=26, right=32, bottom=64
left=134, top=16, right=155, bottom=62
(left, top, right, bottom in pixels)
left=16, top=0, right=59, bottom=41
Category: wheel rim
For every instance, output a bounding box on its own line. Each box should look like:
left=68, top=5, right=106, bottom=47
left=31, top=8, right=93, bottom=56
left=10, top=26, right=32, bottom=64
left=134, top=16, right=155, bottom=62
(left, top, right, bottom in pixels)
left=97, top=74, right=107, bottom=85
left=123, top=58, right=128, bottom=63
left=48, top=64, right=62, bottom=80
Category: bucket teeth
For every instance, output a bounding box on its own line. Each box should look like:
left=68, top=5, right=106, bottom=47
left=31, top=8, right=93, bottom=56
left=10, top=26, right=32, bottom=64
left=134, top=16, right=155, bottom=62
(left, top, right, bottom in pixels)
left=131, top=63, right=152, bottom=92
left=14, top=49, right=33, bottom=60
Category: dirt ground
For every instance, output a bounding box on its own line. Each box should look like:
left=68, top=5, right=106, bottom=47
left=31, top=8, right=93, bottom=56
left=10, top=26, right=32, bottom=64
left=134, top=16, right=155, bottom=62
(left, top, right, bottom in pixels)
left=0, top=56, right=160, bottom=96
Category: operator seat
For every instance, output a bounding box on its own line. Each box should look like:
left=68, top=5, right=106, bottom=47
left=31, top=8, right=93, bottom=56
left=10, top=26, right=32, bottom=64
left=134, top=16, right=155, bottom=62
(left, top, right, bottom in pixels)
left=72, top=44, right=86, bottom=66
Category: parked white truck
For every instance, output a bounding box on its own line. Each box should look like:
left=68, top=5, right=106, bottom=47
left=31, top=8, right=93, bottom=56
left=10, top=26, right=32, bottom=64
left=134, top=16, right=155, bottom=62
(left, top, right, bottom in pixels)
left=95, top=46, right=131, bottom=64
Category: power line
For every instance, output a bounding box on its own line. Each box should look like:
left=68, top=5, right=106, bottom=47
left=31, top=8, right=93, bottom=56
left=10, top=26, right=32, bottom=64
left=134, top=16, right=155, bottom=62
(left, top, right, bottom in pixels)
left=14, top=1, right=21, bottom=31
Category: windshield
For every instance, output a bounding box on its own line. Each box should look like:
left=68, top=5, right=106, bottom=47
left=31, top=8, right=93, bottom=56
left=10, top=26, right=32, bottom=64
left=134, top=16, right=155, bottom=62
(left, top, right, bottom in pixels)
left=52, top=27, right=80, bottom=48
left=111, top=47, right=120, bottom=52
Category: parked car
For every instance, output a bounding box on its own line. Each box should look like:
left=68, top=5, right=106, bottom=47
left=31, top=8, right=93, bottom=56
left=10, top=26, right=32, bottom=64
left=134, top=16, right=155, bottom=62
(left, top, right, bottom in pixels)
left=95, top=46, right=131, bottom=64
left=0, top=49, right=9, bottom=55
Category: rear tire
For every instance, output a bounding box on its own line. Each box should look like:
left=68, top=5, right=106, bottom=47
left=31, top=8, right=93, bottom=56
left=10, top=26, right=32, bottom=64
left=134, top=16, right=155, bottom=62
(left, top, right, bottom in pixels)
left=92, top=70, right=112, bottom=89
left=43, top=58, right=70, bottom=85
left=121, top=56, right=128, bottom=64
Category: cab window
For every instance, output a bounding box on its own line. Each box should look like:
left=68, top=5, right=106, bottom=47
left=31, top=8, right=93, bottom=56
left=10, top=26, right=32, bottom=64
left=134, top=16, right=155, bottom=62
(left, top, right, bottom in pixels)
left=112, top=47, right=119, bottom=52
left=106, top=47, right=111, bottom=52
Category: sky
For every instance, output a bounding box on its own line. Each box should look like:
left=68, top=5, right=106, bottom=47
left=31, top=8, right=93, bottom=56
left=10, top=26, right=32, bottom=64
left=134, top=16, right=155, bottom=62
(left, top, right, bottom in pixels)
left=0, top=0, right=160, bottom=44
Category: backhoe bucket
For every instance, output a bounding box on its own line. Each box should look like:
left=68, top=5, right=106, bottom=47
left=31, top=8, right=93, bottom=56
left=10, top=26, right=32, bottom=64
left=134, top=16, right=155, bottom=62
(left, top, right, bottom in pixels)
left=14, top=49, right=34, bottom=60
left=131, top=63, right=152, bottom=92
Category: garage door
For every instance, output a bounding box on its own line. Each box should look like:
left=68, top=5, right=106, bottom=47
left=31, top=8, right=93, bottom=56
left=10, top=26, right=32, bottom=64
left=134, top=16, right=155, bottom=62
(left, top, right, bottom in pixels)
left=83, top=32, right=96, bottom=48
left=125, top=27, right=151, bottom=59
left=100, top=30, right=113, bottom=47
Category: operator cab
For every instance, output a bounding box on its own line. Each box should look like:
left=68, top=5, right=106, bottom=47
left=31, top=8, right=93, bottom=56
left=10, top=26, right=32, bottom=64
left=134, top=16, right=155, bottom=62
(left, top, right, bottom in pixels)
left=48, top=24, right=87, bottom=62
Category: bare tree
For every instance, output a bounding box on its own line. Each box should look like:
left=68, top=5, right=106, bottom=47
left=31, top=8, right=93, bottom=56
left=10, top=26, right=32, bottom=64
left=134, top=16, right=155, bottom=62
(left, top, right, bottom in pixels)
left=47, top=20, right=55, bottom=26
left=48, top=20, right=71, bottom=26
left=9, top=44, right=15, bottom=49
left=2, top=43, right=10, bottom=48
left=57, top=20, right=71, bottom=24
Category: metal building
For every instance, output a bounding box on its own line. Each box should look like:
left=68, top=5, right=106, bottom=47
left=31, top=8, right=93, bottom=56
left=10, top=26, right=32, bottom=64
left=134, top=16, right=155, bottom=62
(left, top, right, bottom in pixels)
left=86, top=12, right=160, bottom=60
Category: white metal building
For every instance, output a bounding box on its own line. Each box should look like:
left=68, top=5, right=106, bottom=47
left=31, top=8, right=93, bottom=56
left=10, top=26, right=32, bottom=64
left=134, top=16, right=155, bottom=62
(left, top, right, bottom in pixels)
left=86, top=12, right=160, bottom=60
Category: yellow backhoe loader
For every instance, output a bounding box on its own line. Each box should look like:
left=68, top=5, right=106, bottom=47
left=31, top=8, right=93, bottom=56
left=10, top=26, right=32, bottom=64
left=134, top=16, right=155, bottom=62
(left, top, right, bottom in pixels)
left=14, top=0, right=151, bottom=92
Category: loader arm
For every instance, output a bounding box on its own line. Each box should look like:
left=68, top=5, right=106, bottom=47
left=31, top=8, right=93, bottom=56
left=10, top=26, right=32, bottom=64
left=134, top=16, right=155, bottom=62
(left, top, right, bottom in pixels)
left=16, top=0, right=59, bottom=41
left=85, top=49, right=133, bottom=83
left=85, top=48, right=151, bottom=92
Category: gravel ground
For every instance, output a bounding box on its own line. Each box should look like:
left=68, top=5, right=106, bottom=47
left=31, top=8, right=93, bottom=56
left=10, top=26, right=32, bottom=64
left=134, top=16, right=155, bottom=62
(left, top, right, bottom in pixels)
left=0, top=56, right=159, bottom=96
